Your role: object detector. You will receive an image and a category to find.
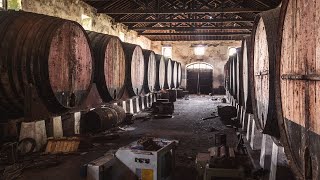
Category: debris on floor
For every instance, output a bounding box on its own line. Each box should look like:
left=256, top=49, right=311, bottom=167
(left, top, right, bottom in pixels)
left=45, top=137, right=80, bottom=154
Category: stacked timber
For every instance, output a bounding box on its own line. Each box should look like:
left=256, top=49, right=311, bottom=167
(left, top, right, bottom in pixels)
left=0, top=11, right=93, bottom=121
left=251, top=7, right=281, bottom=138
left=155, top=54, right=165, bottom=90
left=142, top=50, right=157, bottom=93
left=122, top=43, right=145, bottom=97
left=276, top=0, right=320, bottom=179
left=87, top=31, right=125, bottom=102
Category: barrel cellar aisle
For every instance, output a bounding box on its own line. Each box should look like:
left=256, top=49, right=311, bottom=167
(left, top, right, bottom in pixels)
left=0, top=0, right=316, bottom=180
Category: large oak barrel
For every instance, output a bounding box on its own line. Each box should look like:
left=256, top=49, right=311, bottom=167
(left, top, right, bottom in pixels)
left=228, top=56, right=233, bottom=95
left=142, top=50, right=156, bottom=93
left=172, top=60, right=178, bottom=88
left=122, top=43, right=145, bottom=97
left=224, top=60, right=230, bottom=92
left=241, top=36, right=253, bottom=114
left=87, top=31, right=125, bottom=102
left=177, top=62, right=182, bottom=87
left=236, top=48, right=243, bottom=105
left=155, top=54, right=165, bottom=90
left=251, top=7, right=280, bottom=138
left=0, top=11, right=93, bottom=121
left=164, top=58, right=173, bottom=89
left=276, top=0, right=320, bottom=178
left=231, top=55, right=238, bottom=99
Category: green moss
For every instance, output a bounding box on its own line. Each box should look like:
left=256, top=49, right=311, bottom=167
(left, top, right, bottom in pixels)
left=8, top=0, right=22, bottom=10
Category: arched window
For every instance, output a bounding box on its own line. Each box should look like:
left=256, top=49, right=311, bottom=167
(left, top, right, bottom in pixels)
left=186, top=62, right=213, bottom=70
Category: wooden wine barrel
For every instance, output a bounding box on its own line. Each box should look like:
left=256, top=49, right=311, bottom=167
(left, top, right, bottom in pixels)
left=251, top=7, right=280, bottom=138
left=276, top=1, right=320, bottom=178
left=177, top=62, right=182, bottom=87
left=0, top=11, right=93, bottom=121
left=155, top=54, right=165, bottom=90
left=241, top=36, right=253, bottom=114
left=228, top=57, right=234, bottom=96
left=172, top=60, right=178, bottom=88
left=87, top=31, right=125, bottom=102
left=164, top=58, right=173, bottom=89
left=224, top=60, right=230, bottom=92
left=236, top=48, right=243, bottom=105
left=80, top=104, right=126, bottom=133
left=122, top=43, right=145, bottom=97
left=231, top=55, right=238, bottom=99
left=142, top=50, right=157, bottom=93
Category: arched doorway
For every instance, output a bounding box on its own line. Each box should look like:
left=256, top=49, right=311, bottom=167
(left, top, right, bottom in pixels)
left=186, top=62, right=213, bottom=94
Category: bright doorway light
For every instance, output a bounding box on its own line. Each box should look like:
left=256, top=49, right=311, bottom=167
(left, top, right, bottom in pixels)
left=194, top=46, right=206, bottom=56
left=162, top=46, right=172, bottom=58
left=228, top=47, right=237, bottom=56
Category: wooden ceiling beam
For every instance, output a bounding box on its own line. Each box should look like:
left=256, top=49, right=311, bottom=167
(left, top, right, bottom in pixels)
left=119, top=18, right=254, bottom=23
left=139, top=32, right=251, bottom=36
left=131, top=26, right=253, bottom=30
left=98, top=7, right=268, bottom=14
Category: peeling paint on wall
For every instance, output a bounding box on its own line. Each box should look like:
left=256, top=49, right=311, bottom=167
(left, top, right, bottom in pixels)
left=151, top=41, right=241, bottom=90
left=21, top=0, right=151, bottom=50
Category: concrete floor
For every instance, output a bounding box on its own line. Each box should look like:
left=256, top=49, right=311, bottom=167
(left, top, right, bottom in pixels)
left=19, top=95, right=247, bottom=180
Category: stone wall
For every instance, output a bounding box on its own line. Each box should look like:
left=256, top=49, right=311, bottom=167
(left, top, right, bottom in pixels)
left=151, top=41, right=241, bottom=91
left=21, top=0, right=151, bottom=49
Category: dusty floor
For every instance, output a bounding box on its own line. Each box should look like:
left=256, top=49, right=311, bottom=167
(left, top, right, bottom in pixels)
left=16, top=95, right=249, bottom=180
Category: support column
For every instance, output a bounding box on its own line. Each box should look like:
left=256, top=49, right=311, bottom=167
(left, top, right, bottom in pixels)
left=259, top=134, right=273, bottom=170
left=250, top=120, right=263, bottom=150
left=246, top=114, right=253, bottom=141
left=129, top=99, right=134, bottom=114
left=46, top=116, right=63, bottom=138
left=242, top=110, right=248, bottom=131
left=20, top=120, right=47, bottom=151
left=136, top=96, right=140, bottom=113
left=121, top=101, right=126, bottom=113
left=74, top=112, right=81, bottom=135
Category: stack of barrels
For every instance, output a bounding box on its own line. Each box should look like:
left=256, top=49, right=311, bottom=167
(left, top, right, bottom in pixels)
left=224, top=1, right=320, bottom=179
left=0, top=11, right=182, bottom=128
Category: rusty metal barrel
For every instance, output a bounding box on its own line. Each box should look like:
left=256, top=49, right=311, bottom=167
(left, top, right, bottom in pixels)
left=276, top=1, right=320, bottom=178
left=0, top=11, right=93, bottom=120
left=142, top=50, right=156, bottom=93
left=155, top=54, right=165, bottom=90
left=177, top=62, right=182, bottom=87
left=251, top=7, right=280, bottom=138
left=241, top=36, right=253, bottom=114
left=87, top=31, right=125, bottom=102
left=172, top=60, right=178, bottom=88
left=122, top=43, right=145, bottom=97
left=164, top=58, right=173, bottom=89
